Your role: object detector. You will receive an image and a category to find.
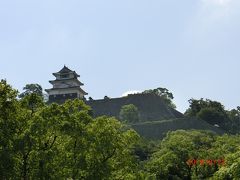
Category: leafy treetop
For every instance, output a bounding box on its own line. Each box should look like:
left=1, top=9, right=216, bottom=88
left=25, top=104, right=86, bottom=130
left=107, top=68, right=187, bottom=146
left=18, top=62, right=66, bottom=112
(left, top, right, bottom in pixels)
left=143, top=87, right=176, bottom=109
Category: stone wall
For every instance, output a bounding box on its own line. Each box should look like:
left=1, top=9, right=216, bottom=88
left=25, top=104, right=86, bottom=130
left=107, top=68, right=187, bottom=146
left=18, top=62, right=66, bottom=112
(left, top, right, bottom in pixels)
left=131, top=118, right=225, bottom=139
left=86, top=93, right=184, bottom=121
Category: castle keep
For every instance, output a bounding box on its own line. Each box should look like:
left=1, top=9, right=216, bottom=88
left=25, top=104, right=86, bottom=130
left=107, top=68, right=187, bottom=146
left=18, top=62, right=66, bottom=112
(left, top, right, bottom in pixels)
left=45, top=66, right=87, bottom=103
left=45, top=66, right=223, bottom=139
left=46, top=66, right=183, bottom=121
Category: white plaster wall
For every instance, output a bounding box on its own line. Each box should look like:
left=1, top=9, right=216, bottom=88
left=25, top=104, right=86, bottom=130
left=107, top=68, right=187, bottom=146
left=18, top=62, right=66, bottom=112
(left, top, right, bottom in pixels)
left=48, top=88, right=82, bottom=96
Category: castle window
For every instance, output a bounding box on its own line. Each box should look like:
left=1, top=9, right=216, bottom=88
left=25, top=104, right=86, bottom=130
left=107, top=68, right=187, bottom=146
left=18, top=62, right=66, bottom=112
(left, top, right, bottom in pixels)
left=60, top=74, right=69, bottom=79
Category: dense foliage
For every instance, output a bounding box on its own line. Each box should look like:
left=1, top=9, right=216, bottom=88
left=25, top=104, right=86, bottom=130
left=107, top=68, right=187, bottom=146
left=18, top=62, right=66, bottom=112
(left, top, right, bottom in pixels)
left=143, top=87, right=176, bottom=109
left=185, top=98, right=240, bottom=134
left=145, top=130, right=240, bottom=179
left=0, top=80, right=142, bottom=179
left=119, top=104, right=140, bottom=123
left=19, top=83, right=43, bottom=98
left=1, top=80, right=240, bottom=179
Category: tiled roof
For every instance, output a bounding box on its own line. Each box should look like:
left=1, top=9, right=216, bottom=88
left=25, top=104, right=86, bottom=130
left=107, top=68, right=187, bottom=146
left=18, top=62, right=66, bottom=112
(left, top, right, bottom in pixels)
left=58, top=65, right=73, bottom=73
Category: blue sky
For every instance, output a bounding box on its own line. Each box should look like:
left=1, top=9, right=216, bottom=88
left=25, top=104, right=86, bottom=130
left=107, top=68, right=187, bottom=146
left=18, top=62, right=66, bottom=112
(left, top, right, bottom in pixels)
left=1, top=0, right=240, bottom=112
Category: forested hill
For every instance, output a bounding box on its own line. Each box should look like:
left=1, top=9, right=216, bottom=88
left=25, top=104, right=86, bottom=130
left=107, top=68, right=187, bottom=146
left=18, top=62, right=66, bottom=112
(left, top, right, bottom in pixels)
left=87, top=94, right=226, bottom=139
left=2, top=81, right=240, bottom=179
left=86, top=93, right=183, bottom=121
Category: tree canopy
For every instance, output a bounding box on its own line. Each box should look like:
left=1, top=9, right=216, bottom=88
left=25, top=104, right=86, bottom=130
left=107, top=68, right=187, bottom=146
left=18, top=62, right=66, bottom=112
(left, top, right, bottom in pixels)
left=146, top=130, right=240, bottom=179
left=185, top=98, right=240, bottom=134
left=19, top=83, right=43, bottom=98
left=143, top=87, right=176, bottom=109
left=0, top=80, right=144, bottom=179
left=119, top=104, right=140, bottom=123
left=1, top=80, right=240, bottom=179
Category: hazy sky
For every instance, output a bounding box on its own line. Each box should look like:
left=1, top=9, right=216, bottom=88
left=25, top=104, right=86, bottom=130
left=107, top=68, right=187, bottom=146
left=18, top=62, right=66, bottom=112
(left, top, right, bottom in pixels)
left=1, top=0, right=240, bottom=112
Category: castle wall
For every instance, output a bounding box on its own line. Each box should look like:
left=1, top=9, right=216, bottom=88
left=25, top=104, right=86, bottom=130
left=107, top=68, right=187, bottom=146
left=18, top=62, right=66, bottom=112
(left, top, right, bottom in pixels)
left=86, top=94, right=184, bottom=121
left=49, top=93, right=78, bottom=103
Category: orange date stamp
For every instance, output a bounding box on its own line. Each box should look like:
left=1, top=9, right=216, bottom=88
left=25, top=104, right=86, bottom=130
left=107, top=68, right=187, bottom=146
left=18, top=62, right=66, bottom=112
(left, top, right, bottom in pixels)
left=186, top=159, right=225, bottom=166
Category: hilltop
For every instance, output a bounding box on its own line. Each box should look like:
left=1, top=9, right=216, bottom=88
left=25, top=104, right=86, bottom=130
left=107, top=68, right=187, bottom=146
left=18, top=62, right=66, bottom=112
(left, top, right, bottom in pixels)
left=86, top=93, right=224, bottom=139
left=87, top=93, right=183, bottom=121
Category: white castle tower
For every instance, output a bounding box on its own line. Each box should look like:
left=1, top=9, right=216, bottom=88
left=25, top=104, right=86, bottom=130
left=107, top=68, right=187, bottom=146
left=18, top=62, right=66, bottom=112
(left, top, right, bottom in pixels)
left=46, top=66, right=87, bottom=103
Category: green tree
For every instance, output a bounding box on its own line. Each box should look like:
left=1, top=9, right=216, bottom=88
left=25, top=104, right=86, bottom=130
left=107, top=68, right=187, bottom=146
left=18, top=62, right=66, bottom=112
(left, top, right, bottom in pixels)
left=185, top=98, right=229, bottom=131
left=146, top=130, right=218, bottom=179
left=226, top=107, right=240, bottom=134
left=14, top=91, right=57, bottom=179
left=146, top=130, right=240, bottom=179
left=119, top=104, right=140, bottom=123
left=1, top=80, right=144, bottom=179
left=212, top=135, right=240, bottom=179
left=185, top=98, right=226, bottom=117
left=19, top=83, right=43, bottom=98
left=57, top=100, right=141, bottom=179
left=0, top=80, right=19, bottom=179
left=134, top=138, right=158, bottom=161
left=197, top=107, right=226, bottom=126
left=143, top=87, right=176, bottom=109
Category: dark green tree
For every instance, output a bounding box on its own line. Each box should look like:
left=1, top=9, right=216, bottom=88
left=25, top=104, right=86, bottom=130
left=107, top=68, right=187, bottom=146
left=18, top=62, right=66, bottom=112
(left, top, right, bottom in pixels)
left=185, top=98, right=226, bottom=117
left=185, top=98, right=229, bottom=130
left=119, top=104, right=140, bottom=123
left=0, top=80, right=19, bottom=179
left=19, top=84, right=43, bottom=98
left=226, top=107, right=240, bottom=134
left=143, top=87, right=176, bottom=109
left=197, top=107, right=226, bottom=126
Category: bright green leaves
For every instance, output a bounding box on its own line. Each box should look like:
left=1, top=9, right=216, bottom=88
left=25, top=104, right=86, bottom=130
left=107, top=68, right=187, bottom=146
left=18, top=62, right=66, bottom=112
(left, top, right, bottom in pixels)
left=0, top=80, right=19, bottom=179
left=213, top=149, right=240, bottom=179
left=146, top=130, right=240, bottom=179
left=3, top=80, right=240, bottom=179
left=0, top=80, right=141, bottom=179
left=85, top=117, right=140, bottom=179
